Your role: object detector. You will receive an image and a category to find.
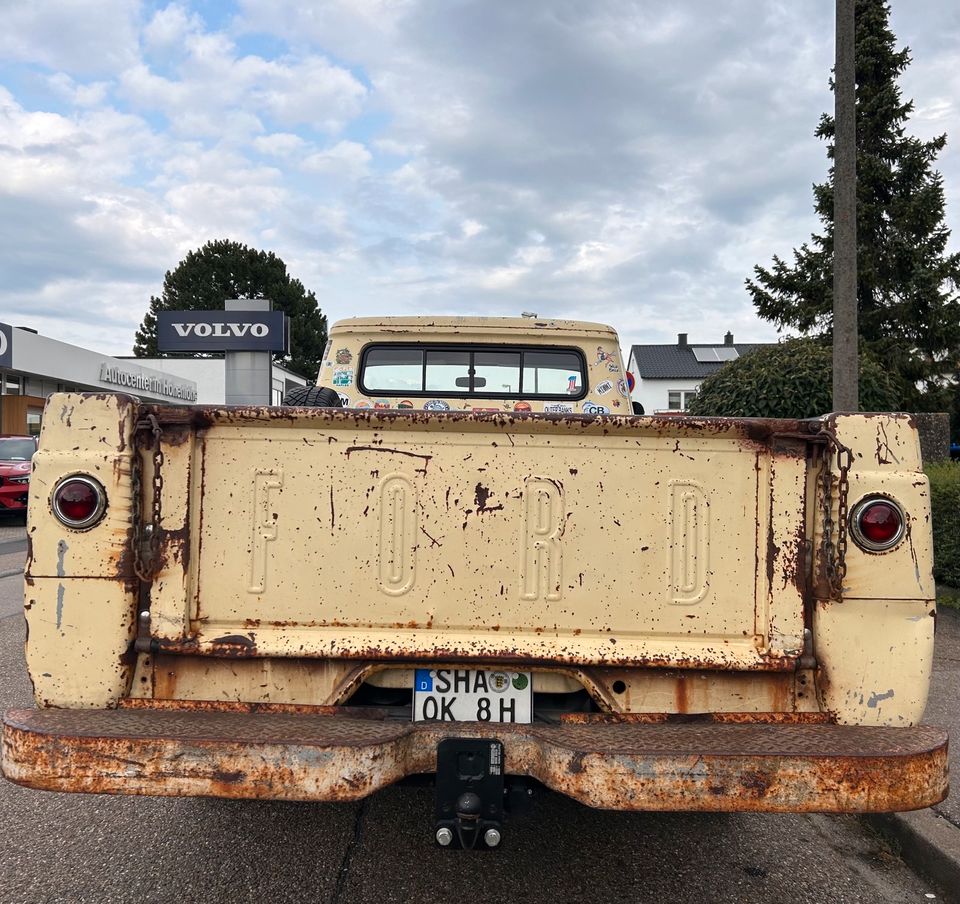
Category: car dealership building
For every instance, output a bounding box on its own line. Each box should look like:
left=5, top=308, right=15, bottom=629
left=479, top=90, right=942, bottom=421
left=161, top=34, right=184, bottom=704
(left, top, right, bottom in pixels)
left=0, top=321, right=201, bottom=436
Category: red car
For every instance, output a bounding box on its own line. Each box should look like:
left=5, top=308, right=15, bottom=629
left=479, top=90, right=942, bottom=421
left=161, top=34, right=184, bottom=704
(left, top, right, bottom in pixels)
left=0, top=435, right=37, bottom=515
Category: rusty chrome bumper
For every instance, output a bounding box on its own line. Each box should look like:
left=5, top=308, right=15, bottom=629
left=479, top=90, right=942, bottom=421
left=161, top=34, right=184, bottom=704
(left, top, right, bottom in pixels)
left=1, top=706, right=948, bottom=813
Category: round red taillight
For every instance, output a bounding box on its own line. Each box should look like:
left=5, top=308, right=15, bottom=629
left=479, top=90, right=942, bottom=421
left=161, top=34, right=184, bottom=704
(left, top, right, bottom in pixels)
left=52, top=476, right=107, bottom=529
left=850, top=497, right=905, bottom=552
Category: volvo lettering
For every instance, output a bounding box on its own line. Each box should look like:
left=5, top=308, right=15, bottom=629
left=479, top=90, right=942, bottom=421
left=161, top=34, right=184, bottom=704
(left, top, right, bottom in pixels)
left=171, top=322, right=271, bottom=338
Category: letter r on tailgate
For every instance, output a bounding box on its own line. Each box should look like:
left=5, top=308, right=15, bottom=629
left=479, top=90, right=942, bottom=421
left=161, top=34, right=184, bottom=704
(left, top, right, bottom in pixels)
left=520, top=477, right=563, bottom=601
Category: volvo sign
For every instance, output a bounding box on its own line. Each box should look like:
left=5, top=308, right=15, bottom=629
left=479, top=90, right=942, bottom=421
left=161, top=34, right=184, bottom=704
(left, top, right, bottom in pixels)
left=157, top=310, right=289, bottom=353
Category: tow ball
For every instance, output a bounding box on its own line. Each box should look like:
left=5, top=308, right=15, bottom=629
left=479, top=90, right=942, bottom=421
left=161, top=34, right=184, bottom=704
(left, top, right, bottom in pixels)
left=434, top=738, right=504, bottom=850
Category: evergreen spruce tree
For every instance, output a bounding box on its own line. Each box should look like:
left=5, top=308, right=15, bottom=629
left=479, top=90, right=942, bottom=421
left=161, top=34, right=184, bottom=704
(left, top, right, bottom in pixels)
left=134, top=239, right=327, bottom=380
left=747, top=0, right=960, bottom=409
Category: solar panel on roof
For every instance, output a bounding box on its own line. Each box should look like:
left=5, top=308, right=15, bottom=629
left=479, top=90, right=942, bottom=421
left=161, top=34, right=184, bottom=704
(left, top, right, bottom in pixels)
left=692, top=347, right=739, bottom=362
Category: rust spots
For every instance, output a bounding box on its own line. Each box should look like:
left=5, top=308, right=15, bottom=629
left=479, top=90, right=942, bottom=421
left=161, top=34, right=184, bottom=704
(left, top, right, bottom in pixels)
left=560, top=712, right=670, bottom=724
left=474, top=483, right=504, bottom=515
left=154, top=526, right=190, bottom=576
left=3, top=708, right=947, bottom=811
left=875, top=421, right=900, bottom=465
left=420, top=526, right=442, bottom=548
left=713, top=712, right=831, bottom=725
left=739, top=770, right=772, bottom=796
left=209, top=634, right=257, bottom=656
left=344, top=445, right=432, bottom=475
left=118, top=697, right=395, bottom=719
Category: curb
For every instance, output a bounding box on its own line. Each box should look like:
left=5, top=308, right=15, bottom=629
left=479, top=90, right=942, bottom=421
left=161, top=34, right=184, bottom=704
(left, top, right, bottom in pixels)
left=865, top=810, right=960, bottom=902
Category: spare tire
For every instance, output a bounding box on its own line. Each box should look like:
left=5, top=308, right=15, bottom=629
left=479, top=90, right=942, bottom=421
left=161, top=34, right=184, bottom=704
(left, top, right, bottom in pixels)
left=282, top=385, right=344, bottom=407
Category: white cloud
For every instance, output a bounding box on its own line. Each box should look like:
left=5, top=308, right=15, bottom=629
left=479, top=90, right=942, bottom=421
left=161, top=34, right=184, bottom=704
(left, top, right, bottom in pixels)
left=119, top=37, right=367, bottom=137
left=301, top=140, right=371, bottom=177
left=143, top=3, right=204, bottom=52
left=253, top=132, right=307, bottom=157
left=0, top=0, right=140, bottom=76
left=46, top=74, right=110, bottom=108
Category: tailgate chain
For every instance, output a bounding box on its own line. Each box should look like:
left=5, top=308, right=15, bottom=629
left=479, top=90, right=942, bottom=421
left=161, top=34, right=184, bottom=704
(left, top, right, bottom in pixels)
left=818, top=426, right=853, bottom=598
left=131, top=414, right=165, bottom=582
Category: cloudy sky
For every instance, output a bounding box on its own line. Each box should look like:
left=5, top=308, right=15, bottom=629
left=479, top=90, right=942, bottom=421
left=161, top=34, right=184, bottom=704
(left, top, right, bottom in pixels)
left=2, top=0, right=959, bottom=366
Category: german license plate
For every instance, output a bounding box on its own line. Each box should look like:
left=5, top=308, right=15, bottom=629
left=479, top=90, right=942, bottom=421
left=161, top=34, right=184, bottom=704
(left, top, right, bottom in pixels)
left=413, top=668, right=532, bottom=723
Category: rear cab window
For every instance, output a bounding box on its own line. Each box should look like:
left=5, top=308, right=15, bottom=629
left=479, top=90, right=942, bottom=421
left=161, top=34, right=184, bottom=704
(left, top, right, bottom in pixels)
left=359, top=345, right=587, bottom=409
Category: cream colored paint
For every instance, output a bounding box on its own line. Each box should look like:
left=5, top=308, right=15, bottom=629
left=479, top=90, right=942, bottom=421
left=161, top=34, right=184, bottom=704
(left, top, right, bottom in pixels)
left=18, top=325, right=937, bottom=730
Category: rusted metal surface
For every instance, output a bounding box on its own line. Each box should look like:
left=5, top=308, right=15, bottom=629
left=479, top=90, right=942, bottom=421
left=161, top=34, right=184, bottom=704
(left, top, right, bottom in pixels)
left=2, top=707, right=948, bottom=813
left=579, top=667, right=802, bottom=715
left=119, top=697, right=396, bottom=719
left=128, top=656, right=819, bottom=717
left=560, top=712, right=832, bottom=725
left=129, top=653, right=368, bottom=707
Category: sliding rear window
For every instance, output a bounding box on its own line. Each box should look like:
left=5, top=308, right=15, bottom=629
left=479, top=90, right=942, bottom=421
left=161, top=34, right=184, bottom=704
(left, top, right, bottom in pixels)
left=360, top=345, right=587, bottom=400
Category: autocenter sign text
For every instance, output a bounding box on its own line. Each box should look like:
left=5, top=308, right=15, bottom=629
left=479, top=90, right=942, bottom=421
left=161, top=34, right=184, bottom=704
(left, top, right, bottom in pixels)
left=99, top=364, right=198, bottom=401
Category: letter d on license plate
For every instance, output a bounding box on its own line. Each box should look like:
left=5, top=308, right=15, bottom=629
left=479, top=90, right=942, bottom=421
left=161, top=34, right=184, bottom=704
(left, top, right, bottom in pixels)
left=413, top=669, right=532, bottom=723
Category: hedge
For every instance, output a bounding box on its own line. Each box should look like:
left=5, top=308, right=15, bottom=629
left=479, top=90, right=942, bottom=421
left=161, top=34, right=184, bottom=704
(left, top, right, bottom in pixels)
left=926, top=460, right=960, bottom=588
left=687, top=337, right=902, bottom=419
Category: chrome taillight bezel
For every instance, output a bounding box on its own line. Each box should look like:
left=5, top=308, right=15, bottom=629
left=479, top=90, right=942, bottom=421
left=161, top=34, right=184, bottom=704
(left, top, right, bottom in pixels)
left=849, top=494, right=906, bottom=553
left=51, top=475, right=107, bottom=530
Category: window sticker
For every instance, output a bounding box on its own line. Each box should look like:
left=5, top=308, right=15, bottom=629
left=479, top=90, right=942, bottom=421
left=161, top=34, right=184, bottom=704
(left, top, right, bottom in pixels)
left=594, top=347, right=618, bottom=370
left=581, top=400, right=609, bottom=415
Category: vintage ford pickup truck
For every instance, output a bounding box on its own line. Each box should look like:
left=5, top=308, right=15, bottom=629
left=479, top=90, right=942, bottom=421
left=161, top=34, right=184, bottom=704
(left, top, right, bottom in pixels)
left=1, top=316, right=948, bottom=849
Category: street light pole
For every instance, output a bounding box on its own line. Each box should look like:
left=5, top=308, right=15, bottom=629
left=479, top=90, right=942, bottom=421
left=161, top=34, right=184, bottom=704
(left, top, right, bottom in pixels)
left=833, top=0, right=858, bottom=411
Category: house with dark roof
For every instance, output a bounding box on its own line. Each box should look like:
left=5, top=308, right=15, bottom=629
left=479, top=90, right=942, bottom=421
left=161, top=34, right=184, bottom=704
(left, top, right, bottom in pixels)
left=627, top=333, right=770, bottom=415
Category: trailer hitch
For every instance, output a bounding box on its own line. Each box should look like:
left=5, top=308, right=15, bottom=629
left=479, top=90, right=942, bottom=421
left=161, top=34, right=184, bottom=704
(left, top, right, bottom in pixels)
left=434, top=738, right=504, bottom=850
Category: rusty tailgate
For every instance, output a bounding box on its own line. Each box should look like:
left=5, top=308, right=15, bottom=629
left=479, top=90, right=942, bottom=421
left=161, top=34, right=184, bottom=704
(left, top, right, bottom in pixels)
left=141, top=408, right=811, bottom=672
